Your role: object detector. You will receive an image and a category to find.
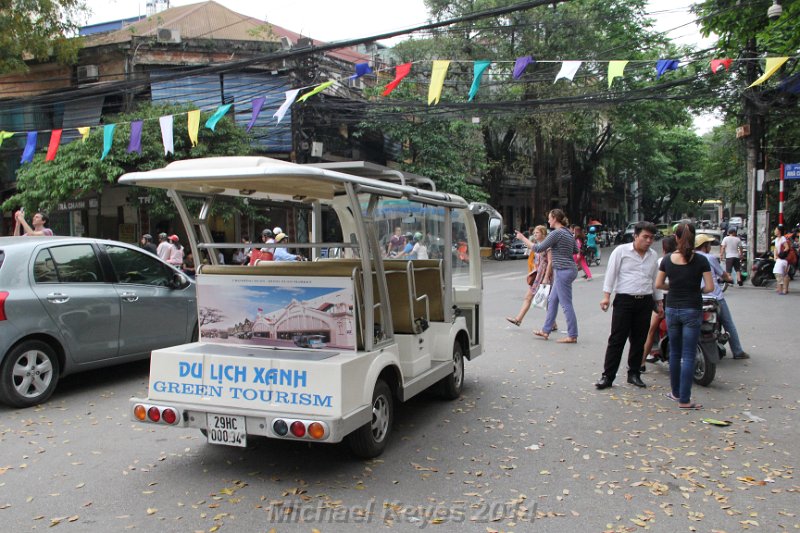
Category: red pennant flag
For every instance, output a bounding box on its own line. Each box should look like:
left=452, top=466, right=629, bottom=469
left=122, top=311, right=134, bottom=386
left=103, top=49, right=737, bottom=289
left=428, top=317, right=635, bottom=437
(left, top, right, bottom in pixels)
left=710, top=58, right=732, bottom=74
left=46, top=129, right=63, bottom=161
left=382, top=62, right=412, bottom=96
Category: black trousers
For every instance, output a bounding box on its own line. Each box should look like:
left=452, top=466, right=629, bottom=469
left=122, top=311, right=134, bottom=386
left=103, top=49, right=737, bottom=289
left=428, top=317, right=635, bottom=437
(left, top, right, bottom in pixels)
left=602, top=294, right=653, bottom=380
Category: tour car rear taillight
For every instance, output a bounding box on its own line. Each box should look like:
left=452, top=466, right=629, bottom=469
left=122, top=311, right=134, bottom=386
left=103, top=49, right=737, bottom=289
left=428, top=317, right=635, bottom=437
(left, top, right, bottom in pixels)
left=272, top=418, right=328, bottom=440
left=133, top=404, right=180, bottom=425
left=161, top=408, right=178, bottom=425
left=0, top=291, right=8, bottom=321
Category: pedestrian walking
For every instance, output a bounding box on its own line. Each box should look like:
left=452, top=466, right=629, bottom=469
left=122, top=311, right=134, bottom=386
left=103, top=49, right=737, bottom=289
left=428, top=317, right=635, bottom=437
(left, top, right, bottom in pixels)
left=515, top=208, right=579, bottom=343
left=572, top=225, right=593, bottom=280
left=720, top=228, right=744, bottom=286
left=773, top=226, right=792, bottom=295
left=655, top=223, right=714, bottom=410
left=595, top=221, right=661, bottom=390
left=506, top=225, right=557, bottom=329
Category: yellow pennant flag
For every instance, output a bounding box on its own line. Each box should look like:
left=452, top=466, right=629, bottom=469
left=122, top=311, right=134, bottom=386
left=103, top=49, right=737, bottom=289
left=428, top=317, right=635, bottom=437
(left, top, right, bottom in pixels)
left=187, top=109, right=200, bottom=147
left=297, top=80, right=335, bottom=103
left=0, top=130, right=14, bottom=148
left=748, top=57, right=789, bottom=88
left=608, top=60, right=629, bottom=88
left=77, top=127, right=90, bottom=142
left=428, top=60, right=450, bottom=105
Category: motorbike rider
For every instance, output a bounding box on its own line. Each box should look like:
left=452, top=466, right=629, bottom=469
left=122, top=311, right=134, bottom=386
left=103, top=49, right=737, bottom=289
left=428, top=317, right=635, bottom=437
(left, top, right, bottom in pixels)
left=695, top=234, right=750, bottom=359
left=586, top=226, right=600, bottom=263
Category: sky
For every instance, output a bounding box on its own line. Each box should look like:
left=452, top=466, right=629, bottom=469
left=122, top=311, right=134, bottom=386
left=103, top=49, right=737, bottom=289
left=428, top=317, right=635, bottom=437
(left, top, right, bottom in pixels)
left=81, top=0, right=719, bottom=131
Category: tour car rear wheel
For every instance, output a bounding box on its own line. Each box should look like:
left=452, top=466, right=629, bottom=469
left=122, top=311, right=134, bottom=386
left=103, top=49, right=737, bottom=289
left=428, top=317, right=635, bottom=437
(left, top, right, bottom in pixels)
left=438, top=342, right=464, bottom=400
left=347, top=379, right=393, bottom=458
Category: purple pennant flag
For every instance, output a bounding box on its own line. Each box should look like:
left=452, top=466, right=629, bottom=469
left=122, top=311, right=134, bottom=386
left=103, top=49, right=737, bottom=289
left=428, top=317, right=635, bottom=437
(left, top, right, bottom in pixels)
left=246, top=97, right=266, bottom=132
left=655, top=59, right=680, bottom=79
left=513, top=56, right=535, bottom=79
left=21, top=132, right=37, bottom=164
left=349, top=62, right=373, bottom=79
left=127, top=120, right=143, bottom=154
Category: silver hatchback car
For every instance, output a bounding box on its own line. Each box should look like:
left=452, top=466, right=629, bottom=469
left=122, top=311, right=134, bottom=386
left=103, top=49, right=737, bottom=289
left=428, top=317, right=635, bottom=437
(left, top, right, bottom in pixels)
left=0, top=237, right=197, bottom=407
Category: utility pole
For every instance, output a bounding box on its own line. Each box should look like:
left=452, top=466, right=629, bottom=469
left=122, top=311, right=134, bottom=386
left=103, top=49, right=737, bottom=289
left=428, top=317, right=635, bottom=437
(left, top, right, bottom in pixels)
left=743, top=36, right=760, bottom=264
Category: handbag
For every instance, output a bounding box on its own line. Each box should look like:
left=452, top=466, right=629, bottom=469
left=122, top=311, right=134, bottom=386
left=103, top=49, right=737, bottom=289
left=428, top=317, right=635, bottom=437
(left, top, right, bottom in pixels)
left=532, top=283, right=551, bottom=309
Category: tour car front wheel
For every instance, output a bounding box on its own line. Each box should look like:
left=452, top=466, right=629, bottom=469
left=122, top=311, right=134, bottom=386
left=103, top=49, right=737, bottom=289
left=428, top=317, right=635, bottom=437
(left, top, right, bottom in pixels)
left=347, top=379, right=393, bottom=458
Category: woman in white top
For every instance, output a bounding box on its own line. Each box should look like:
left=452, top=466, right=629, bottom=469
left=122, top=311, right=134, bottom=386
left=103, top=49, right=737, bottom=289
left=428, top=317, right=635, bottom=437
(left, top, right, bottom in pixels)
left=773, top=226, right=790, bottom=295
left=167, top=235, right=185, bottom=267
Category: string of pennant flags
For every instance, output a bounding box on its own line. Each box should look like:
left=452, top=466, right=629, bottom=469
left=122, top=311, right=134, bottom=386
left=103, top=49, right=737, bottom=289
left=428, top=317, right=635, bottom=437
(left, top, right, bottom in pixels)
left=1, top=53, right=795, bottom=165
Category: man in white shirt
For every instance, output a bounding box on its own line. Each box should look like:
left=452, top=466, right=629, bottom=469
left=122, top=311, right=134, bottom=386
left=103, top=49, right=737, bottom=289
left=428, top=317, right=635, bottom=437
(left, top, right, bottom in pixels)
left=720, top=228, right=744, bottom=286
left=596, top=221, right=662, bottom=390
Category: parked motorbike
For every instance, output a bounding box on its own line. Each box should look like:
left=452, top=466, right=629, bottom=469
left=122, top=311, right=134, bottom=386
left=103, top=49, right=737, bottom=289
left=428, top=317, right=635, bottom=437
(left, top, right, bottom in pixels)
left=751, top=251, right=796, bottom=287
left=646, top=297, right=727, bottom=386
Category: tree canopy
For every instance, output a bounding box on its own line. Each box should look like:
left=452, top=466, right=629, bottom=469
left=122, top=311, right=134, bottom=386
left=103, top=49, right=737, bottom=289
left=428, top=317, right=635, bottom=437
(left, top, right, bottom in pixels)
left=0, top=0, right=87, bottom=74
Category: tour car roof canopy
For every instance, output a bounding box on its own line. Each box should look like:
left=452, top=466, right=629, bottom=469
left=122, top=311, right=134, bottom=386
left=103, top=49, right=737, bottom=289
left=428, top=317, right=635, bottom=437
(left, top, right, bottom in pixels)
left=118, top=157, right=468, bottom=208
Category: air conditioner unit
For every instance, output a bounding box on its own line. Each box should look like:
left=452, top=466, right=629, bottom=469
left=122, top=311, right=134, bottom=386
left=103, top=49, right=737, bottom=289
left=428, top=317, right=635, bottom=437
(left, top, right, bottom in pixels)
left=279, top=36, right=292, bottom=50
left=157, top=28, right=181, bottom=43
left=77, top=64, right=99, bottom=82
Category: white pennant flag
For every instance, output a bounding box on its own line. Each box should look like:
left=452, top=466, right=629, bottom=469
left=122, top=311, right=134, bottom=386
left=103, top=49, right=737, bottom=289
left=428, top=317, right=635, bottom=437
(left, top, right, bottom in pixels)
left=159, top=115, right=174, bottom=155
left=274, top=89, right=301, bottom=124
left=554, top=61, right=582, bottom=83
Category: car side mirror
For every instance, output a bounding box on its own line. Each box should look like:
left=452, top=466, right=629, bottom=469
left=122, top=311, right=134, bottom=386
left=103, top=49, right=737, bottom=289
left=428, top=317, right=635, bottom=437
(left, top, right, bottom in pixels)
left=171, top=272, right=190, bottom=290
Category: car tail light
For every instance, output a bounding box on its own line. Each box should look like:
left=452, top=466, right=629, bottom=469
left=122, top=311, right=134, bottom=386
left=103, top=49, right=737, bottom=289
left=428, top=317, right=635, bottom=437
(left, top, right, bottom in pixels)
left=133, top=404, right=147, bottom=421
left=290, top=421, right=306, bottom=438
left=0, top=291, right=8, bottom=321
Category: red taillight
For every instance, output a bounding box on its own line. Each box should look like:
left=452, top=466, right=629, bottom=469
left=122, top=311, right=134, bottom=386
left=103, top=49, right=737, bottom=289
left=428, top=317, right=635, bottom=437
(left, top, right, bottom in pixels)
left=703, top=312, right=713, bottom=322
left=161, top=408, right=177, bottom=425
left=147, top=406, right=161, bottom=422
left=290, top=421, right=306, bottom=438
left=0, top=291, right=8, bottom=321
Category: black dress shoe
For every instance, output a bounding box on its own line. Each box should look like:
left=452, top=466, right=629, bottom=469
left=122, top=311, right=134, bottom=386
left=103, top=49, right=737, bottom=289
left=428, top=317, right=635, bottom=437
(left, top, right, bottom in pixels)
left=627, top=374, right=646, bottom=388
left=595, top=376, right=613, bottom=389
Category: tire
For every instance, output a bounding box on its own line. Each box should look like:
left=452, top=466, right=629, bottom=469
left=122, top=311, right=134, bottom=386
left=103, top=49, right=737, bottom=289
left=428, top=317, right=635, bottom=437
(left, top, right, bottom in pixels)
left=693, top=344, right=716, bottom=387
left=493, top=248, right=505, bottom=261
left=0, top=340, right=60, bottom=408
left=438, top=341, right=465, bottom=400
left=347, top=379, right=393, bottom=458
left=751, top=271, right=771, bottom=287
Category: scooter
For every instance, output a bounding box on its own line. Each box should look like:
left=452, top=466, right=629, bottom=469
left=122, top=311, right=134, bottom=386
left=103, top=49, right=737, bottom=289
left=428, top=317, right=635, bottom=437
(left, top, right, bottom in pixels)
left=751, top=251, right=796, bottom=287
left=646, top=297, right=727, bottom=386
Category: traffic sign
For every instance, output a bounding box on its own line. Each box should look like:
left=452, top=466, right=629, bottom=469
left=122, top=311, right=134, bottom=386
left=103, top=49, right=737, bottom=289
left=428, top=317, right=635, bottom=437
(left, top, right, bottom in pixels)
left=785, top=163, right=800, bottom=180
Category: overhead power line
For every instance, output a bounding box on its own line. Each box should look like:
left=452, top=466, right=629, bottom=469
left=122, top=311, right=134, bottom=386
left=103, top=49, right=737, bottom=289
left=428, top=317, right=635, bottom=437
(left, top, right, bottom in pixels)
left=0, top=0, right=571, bottom=111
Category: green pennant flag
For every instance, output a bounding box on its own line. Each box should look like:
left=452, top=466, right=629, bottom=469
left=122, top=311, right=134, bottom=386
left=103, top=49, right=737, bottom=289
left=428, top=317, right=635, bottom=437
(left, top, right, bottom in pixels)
left=297, top=81, right=335, bottom=103
left=205, top=104, right=232, bottom=131
left=0, top=131, right=13, bottom=148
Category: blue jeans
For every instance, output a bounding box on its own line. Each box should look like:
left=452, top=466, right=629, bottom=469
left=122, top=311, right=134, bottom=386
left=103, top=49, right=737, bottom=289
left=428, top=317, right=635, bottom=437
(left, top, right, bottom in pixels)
left=717, top=298, right=744, bottom=356
left=543, top=268, right=578, bottom=338
left=665, top=307, right=702, bottom=404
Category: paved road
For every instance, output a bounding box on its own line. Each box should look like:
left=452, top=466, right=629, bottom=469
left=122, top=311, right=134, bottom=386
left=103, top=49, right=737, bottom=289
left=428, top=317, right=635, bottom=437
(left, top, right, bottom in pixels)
left=1, top=251, right=798, bottom=532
